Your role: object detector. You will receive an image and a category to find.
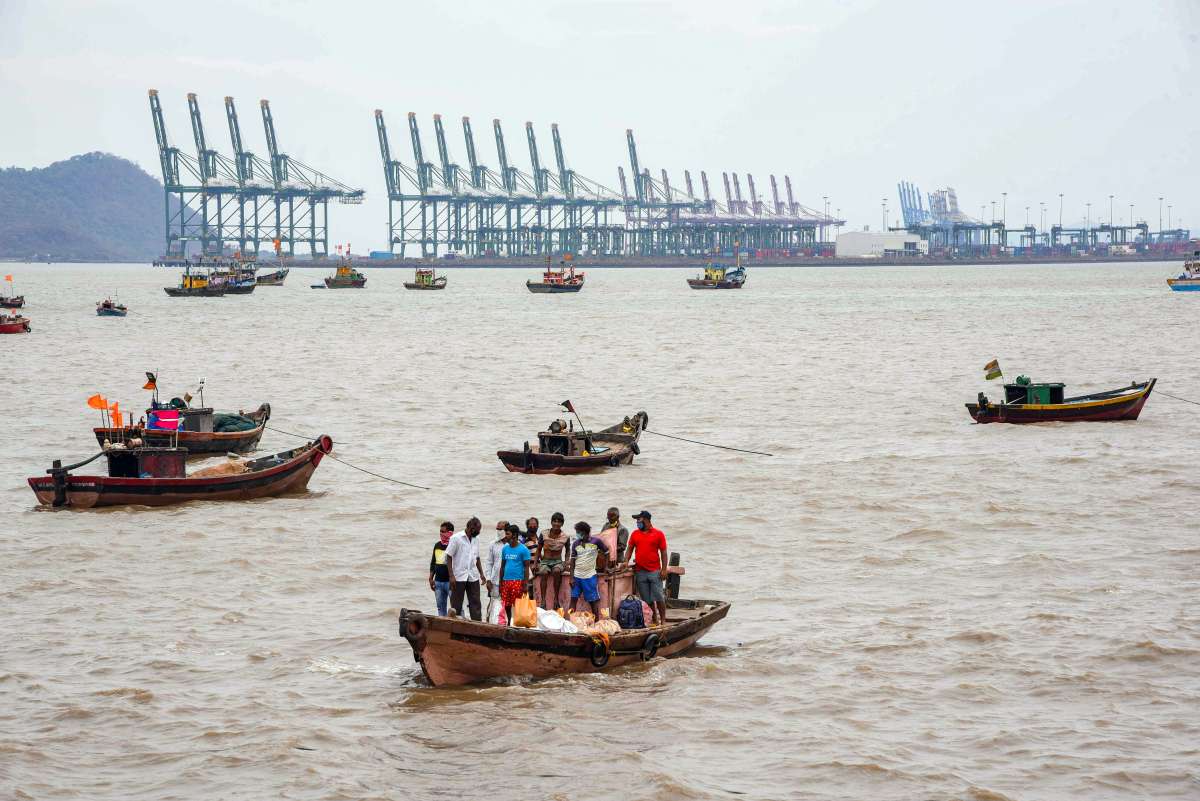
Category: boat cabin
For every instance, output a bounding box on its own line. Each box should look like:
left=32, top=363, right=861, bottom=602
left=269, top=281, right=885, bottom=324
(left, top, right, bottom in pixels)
left=147, top=405, right=215, bottom=432
left=1004, top=376, right=1065, bottom=405
left=180, top=272, right=211, bottom=290
left=335, top=262, right=364, bottom=280
left=536, top=419, right=606, bottom=456
left=414, top=268, right=436, bottom=285
left=702, top=265, right=727, bottom=282
left=105, top=446, right=187, bottom=478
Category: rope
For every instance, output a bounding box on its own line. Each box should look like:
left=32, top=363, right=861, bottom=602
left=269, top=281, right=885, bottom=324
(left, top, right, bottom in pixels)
left=1156, top=390, right=1200, bottom=407
left=265, top=425, right=426, bottom=490
left=266, top=425, right=343, bottom=444
left=642, top=428, right=774, bottom=456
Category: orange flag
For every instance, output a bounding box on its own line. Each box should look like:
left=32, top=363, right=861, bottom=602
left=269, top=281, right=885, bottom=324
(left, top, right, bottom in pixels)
left=87, top=394, right=108, bottom=410
left=111, top=402, right=122, bottom=429
left=3, top=274, right=11, bottom=282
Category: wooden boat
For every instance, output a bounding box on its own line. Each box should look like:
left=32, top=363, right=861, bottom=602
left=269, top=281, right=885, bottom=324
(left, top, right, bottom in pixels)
left=28, top=435, right=332, bottom=509
left=397, top=560, right=729, bottom=687
left=527, top=256, right=584, bottom=293
left=688, top=248, right=747, bottom=289
left=96, top=297, right=128, bottom=317
left=165, top=270, right=225, bottom=297
left=1166, top=249, right=1200, bottom=291
left=497, top=409, right=648, bottom=474
left=94, top=403, right=271, bottom=455
left=324, top=255, right=367, bottom=288
left=404, top=267, right=447, bottom=290
left=256, top=267, right=290, bottom=286
left=967, top=377, right=1155, bottom=424
left=0, top=295, right=24, bottom=309
left=0, top=312, right=31, bottom=334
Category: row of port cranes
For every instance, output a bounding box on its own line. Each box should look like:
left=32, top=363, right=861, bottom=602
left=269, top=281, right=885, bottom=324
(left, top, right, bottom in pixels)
left=896, top=181, right=1192, bottom=258
left=149, top=90, right=364, bottom=260
left=375, top=110, right=844, bottom=258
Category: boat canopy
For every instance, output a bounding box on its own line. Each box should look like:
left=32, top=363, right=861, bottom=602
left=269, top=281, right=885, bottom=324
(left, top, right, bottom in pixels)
left=1003, top=375, right=1065, bottom=405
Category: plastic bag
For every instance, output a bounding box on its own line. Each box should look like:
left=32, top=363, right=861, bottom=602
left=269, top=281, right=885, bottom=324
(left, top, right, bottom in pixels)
left=513, top=594, right=538, bottom=628
left=535, top=608, right=579, bottom=634
left=568, top=610, right=595, bottom=629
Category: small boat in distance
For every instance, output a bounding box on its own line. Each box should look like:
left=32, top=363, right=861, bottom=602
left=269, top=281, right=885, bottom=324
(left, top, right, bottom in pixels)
left=165, top=269, right=225, bottom=297
left=0, top=311, right=31, bottom=334
left=1166, top=249, right=1200, bottom=291
left=497, top=404, right=648, bottom=474
left=687, top=246, right=747, bottom=289
left=323, top=246, right=367, bottom=288
left=404, top=267, right=447, bottom=290
left=0, top=295, right=25, bottom=309
left=967, top=376, right=1156, bottom=424
left=256, top=267, right=290, bottom=286
left=527, top=255, right=584, bottom=293
left=96, top=297, right=128, bottom=317
left=28, top=435, right=332, bottom=509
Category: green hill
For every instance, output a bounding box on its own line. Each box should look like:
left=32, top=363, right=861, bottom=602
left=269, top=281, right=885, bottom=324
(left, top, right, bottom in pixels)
left=0, top=152, right=175, bottom=262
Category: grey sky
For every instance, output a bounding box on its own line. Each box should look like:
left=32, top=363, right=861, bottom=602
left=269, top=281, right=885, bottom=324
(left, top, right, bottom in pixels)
left=3, top=0, right=1197, bottom=248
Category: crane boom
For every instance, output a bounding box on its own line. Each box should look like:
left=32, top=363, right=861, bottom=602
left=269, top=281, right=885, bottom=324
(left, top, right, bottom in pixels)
left=770, top=175, right=783, bottom=214
left=187, top=93, right=214, bottom=182
left=375, top=110, right=397, bottom=197
left=684, top=170, right=694, bottom=198
left=747, top=174, right=760, bottom=215
left=551, top=123, right=573, bottom=198
left=493, top=119, right=514, bottom=195
left=462, top=117, right=485, bottom=189
left=525, top=122, right=545, bottom=197
left=433, top=114, right=457, bottom=192
left=722, top=172, right=733, bottom=211
left=225, top=96, right=252, bottom=184
left=785, top=176, right=797, bottom=214
left=626, top=129, right=643, bottom=203
left=260, top=99, right=286, bottom=187
left=407, top=112, right=430, bottom=194
left=148, top=89, right=179, bottom=186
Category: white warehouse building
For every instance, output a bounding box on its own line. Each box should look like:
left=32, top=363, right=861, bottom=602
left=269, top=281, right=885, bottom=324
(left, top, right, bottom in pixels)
left=835, top=230, right=928, bottom=258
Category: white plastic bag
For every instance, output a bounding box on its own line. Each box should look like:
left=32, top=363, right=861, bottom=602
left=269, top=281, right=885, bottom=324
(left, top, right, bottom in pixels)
left=536, top=607, right=579, bottom=634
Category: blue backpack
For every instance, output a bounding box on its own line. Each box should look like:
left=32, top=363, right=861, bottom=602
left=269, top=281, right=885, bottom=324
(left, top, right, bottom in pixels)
left=617, top=595, right=646, bottom=629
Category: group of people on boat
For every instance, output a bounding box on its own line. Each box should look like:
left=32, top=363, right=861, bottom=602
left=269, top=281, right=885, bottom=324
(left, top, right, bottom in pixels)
left=428, top=508, right=669, bottom=626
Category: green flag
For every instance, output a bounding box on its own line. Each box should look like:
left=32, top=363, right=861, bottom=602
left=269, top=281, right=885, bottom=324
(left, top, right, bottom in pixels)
left=984, top=359, right=1002, bottom=381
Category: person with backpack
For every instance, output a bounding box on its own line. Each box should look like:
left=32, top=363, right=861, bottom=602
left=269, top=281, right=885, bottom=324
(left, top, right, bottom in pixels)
left=622, top=510, right=668, bottom=626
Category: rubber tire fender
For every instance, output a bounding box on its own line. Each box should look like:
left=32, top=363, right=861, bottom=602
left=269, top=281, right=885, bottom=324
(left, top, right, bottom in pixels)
left=588, top=637, right=610, bottom=668
left=609, top=455, right=620, bottom=467
left=629, top=442, right=640, bottom=456
left=640, top=633, right=661, bottom=662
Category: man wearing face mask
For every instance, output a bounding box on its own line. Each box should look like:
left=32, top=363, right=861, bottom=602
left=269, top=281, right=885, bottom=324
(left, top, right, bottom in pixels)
left=622, top=510, right=668, bottom=626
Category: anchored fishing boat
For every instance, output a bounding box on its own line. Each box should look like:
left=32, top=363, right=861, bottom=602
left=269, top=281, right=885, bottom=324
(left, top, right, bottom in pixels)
left=967, top=376, right=1156, bottom=424
left=687, top=248, right=747, bottom=289
left=398, top=557, right=729, bottom=687
left=165, top=269, right=225, bottom=297
left=95, top=297, right=128, bottom=317
left=497, top=403, right=648, bottom=474
left=404, top=267, right=447, bottom=290
left=0, top=311, right=31, bottom=334
left=256, top=267, right=290, bottom=286
left=1, top=274, right=23, bottom=308
left=324, top=247, right=367, bottom=288
left=28, top=435, right=332, bottom=509
left=527, top=255, right=584, bottom=293
left=1166, top=250, right=1200, bottom=291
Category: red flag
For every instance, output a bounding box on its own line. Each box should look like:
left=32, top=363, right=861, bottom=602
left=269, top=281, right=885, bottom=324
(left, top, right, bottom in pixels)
left=561, top=400, right=575, bottom=414
left=87, top=394, right=108, bottom=410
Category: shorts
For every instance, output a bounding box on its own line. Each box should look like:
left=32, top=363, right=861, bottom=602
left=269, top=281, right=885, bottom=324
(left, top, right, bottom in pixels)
left=635, top=569, right=665, bottom=605
left=571, top=574, right=600, bottom=602
left=500, top=579, right=525, bottom=608
left=537, top=558, right=565, bottom=575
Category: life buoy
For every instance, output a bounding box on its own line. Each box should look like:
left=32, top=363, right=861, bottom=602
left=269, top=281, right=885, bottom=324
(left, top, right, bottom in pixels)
left=609, top=455, right=620, bottom=467
left=640, top=632, right=661, bottom=661
left=588, top=637, right=610, bottom=668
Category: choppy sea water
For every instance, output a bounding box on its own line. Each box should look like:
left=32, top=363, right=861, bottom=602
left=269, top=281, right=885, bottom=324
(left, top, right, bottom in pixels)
left=1, top=261, right=1197, bottom=800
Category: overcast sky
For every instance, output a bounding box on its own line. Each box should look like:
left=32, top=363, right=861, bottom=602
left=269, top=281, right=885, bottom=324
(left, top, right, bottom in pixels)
left=2, top=0, right=1197, bottom=247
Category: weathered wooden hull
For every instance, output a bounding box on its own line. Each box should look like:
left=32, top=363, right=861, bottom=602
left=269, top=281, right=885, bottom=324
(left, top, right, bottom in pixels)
left=96, top=306, right=128, bottom=317
left=93, top=404, right=270, bottom=454
left=527, top=281, right=583, bottom=293
left=0, top=296, right=25, bottom=308
left=256, top=268, right=289, bottom=285
left=28, top=436, right=332, bottom=509
left=164, top=286, right=225, bottom=297
left=966, top=379, right=1155, bottom=424
left=687, top=278, right=745, bottom=289
left=1167, top=278, right=1200, bottom=291
left=497, top=445, right=635, bottom=473
left=404, top=279, right=447, bottom=290
left=324, top=277, right=366, bottom=288
left=222, top=282, right=257, bottom=294
left=0, top=316, right=31, bottom=334
left=398, top=598, right=730, bottom=687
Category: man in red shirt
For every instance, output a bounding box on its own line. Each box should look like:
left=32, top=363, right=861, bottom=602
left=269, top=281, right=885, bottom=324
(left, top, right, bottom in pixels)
left=622, top=510, right=668, bottom=626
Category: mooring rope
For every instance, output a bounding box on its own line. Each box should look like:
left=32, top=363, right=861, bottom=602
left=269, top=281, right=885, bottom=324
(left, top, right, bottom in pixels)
left=265, top=425, right=427, bottom=490
left=642, top=428, right=774, bottom=457
left=1155, top=390, right=1200, bottom=408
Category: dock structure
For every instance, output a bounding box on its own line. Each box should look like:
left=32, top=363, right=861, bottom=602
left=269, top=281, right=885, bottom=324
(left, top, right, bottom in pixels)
left=148, top=90, right=362, bottom=258
left=375, top=110, right=842, bottom=258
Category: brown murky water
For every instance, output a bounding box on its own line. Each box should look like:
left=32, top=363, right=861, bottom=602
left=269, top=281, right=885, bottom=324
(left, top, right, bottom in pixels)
left=1, top=262, right=1197, bottom=800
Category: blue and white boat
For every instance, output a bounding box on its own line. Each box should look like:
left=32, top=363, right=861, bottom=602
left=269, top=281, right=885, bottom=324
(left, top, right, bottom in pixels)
left=1167, top=250, right=1200, bottom=291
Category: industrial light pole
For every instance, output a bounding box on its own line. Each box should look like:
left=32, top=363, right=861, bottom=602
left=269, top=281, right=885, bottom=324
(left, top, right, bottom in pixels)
left=1025, top=206, right=1030, bottom=226
left=1086, top=202, right=1091, bottom=229
left=1058, top=193, right=1063, bottom=227
left=881, top=198, right=888, bottom=231
left=1168, top=204, right=1173, bottom=230
left=1002, top=192, right=1007, bottom=226
left=1109, top=194, right=1114, bottom=226
left=1159, top=197, right=1163, bottom=233
left=1129, top=203, right=1133, bottom=227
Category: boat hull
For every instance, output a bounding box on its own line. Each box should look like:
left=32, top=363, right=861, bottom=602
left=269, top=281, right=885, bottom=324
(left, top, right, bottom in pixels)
left=164, top=286, right=225, bottom=297
left=527, top=281, right=583, bottom=293
left=404, top=279, right=447, bottom=290
left=0, top=317, right=31, bottom=334
left=96, top=307, right=127, bottom=317
left=324, top=277, right=366, bottom=288
left=398, top=599, right=730, bottom=687
left=497, top=446, right=635, bottom=474
left=222, top=283, right=257, bottom=294
left=256, top=268, right=290, bottom=286
left=966, top=379, right=1155, bottom=423
left=0, top=296, right=25, bottom=309
left=1167, top=278, right=1200, bottom=291
left=687, top=278, right=745, bottom=289
left=28, top=436, right=331, bottom=509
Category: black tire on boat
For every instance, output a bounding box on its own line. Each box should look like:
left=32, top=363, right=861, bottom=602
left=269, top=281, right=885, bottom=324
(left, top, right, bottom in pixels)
left=641, top=633, right=661, bottom=661
left=630, top=443, right=640, bottom=456
left=589, top=637, right=610, bottom=668
left=638, top=411, right=649, bottom=429
left=609, top=455, right=620, bottom=467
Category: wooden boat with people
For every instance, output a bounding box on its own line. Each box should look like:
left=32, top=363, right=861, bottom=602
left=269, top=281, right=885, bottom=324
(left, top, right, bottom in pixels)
left=94, top=402, right=271, bottom=454
left=28, top=435, right=332, bottom=509
left=497, top=404, right=648, bottom=474
left=95, top=297, right=128, bottom=317
left=967, top=376, right=1156, bottom=424
left=404, top=267, right=447, bottom=290
left=398, top=558, right=729, bottom=687
left=1166, top=249, right=1200, bottom=291
left=527, top=255, right=584, bottom=293
left=0, top=311, right=31, bottom=334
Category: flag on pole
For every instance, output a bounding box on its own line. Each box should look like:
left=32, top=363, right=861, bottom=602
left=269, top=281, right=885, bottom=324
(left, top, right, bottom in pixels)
left=143, top=371, right=157, bottom=391
left=561, top=400, right=575, bottom=414
left=984, top=359, right=1003, bottom=381
left=111, top=402, right=122, bottom=429
left=87, top=394, right=108, bottom=410
left=3, top=275, right=11, bottom=282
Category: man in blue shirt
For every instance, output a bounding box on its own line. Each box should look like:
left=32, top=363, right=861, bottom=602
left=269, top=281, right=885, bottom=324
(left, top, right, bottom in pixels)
left=498, top=524, right=532, bottom=625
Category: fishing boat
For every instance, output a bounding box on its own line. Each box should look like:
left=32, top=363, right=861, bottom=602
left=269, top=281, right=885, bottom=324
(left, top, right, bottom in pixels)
left=0, top=311, right=31, bottom=334
left=966, top=376, right=1156, bottom=424
left=209, top=254, right=259, bottom=294
left=95, top=297, right=128, bottom=317
left=497, top=405, right=648, bottom=474
left=164, top=269, right=225, bottom=297
left=0, top=295, right=24, bottom=309
left=94, top=402, right=271, bottom=454
left=28, top=435, right=332, bottom=509
left=256, top=267, right=290, bottom=286
left=527, top=255, right=584, bottom=293
left=404, top=267, right=447, bottom=290
left=687, top=248, right=747, bottom=289
left=324, top=248, right=367, bottom=288
left=1166, top=250, right=1200, bottom=291
left=397, top=558, right=729, bottom=687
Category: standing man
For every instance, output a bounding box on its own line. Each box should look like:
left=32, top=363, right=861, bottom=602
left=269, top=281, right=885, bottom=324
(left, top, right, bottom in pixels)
left=428, top=521, right=454, bottom=616
left=444, top=517, right=488, bottom=621
left=566, top=521, right=609, bottom=618
left=600, top=507, right=630, bottom=563
left=483, top=520, right=509, bottom=623
left=623, top=510, right=668, bottom=626
left=498, top=525, right=533, bottom=625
